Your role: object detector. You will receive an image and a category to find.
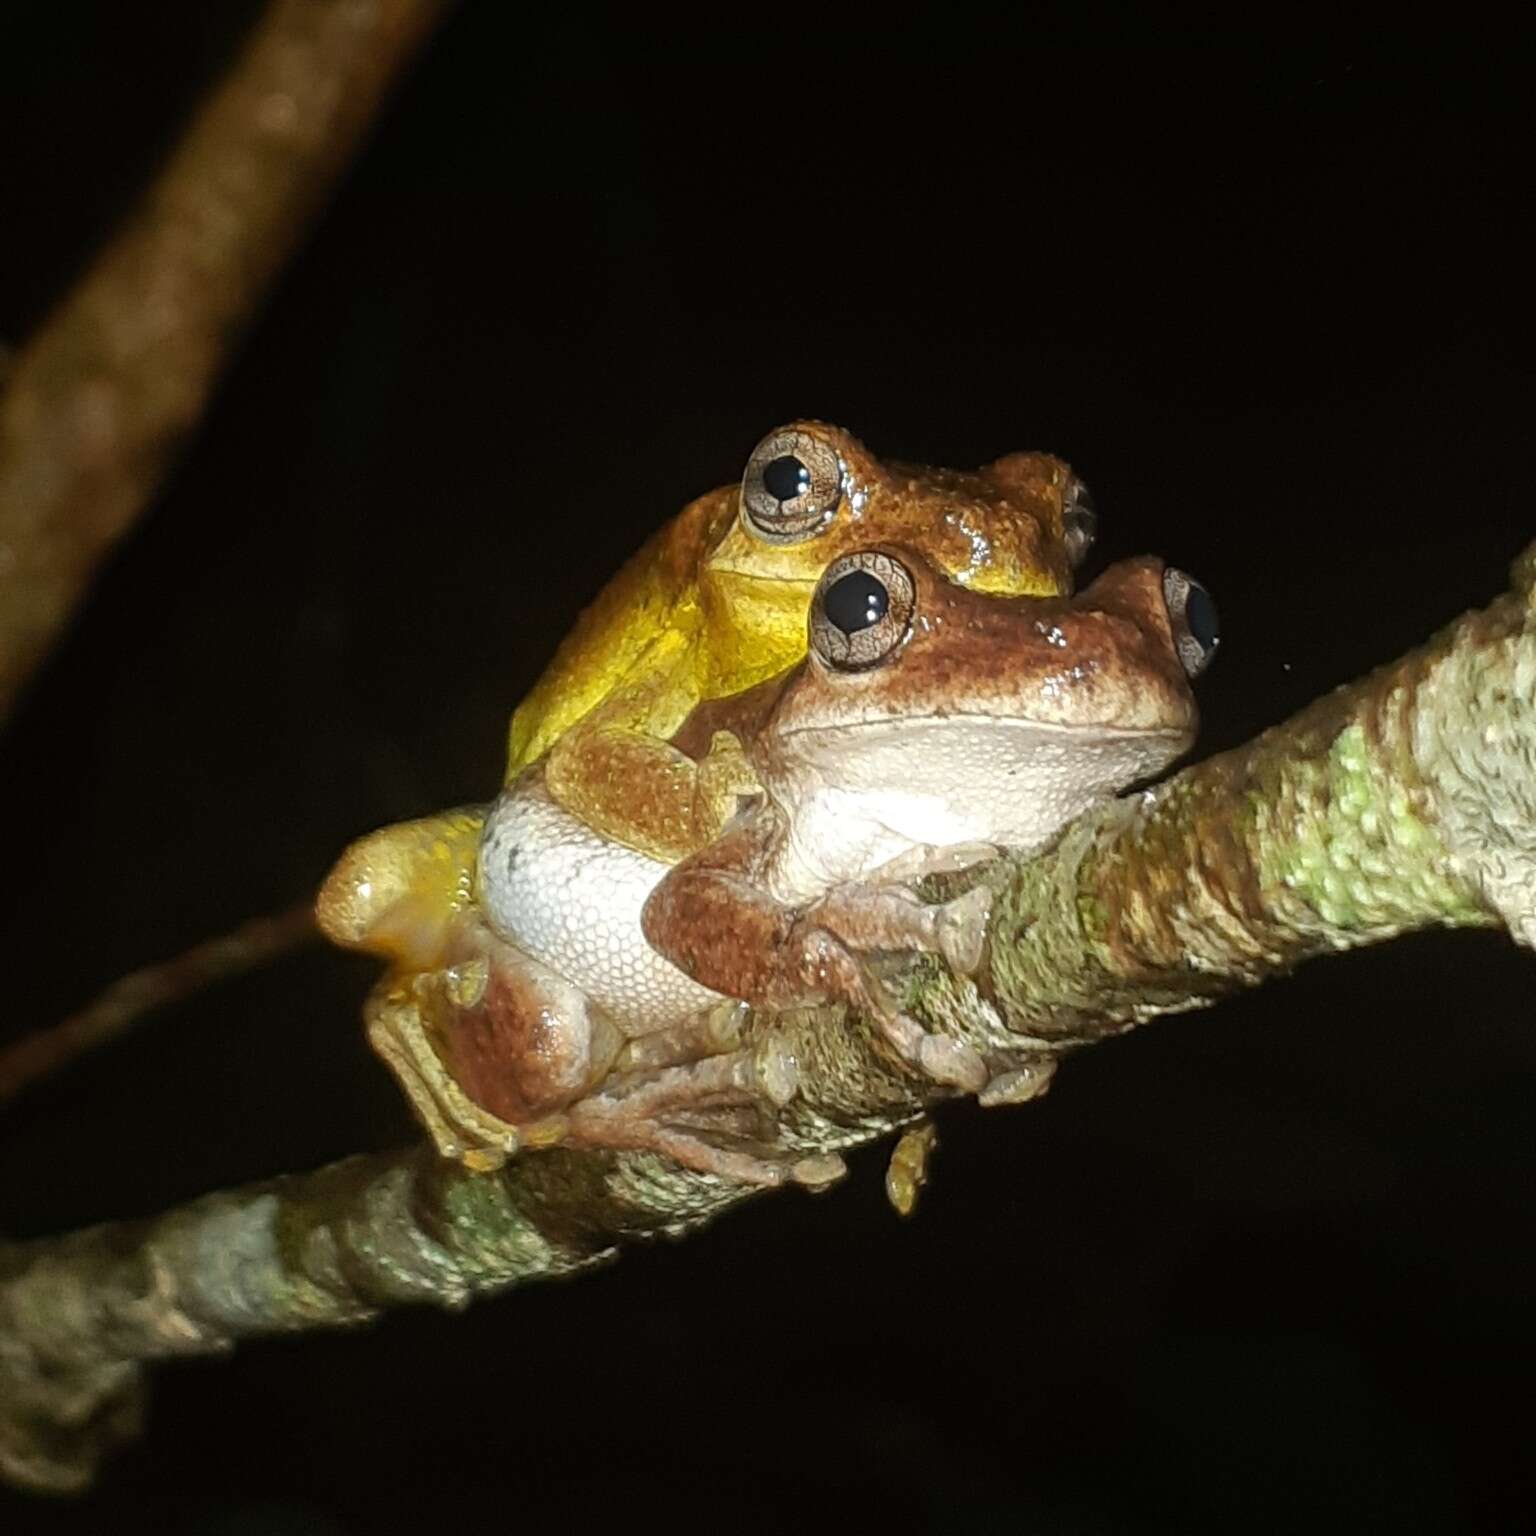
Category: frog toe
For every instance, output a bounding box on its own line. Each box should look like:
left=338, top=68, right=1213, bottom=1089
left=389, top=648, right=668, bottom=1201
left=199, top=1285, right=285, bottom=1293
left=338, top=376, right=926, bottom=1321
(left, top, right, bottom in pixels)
left=873, top=1006, right=987, bottom=1092
left=978, top=1058, right=1057, bottom=1107
left=935, top=885, right=994, bottom=975
left=915, top=1032, right=989, bottom=1093
left=790, top=1152, right=848, bottom=1191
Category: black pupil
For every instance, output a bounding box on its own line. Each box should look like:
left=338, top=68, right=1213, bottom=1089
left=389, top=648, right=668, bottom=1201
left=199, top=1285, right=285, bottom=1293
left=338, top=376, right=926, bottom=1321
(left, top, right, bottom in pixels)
left=763, top=454, right=810, bottom=503
left=824, top=570, right=889, bottom=635
left=1185, top=584, right=1219, bottom=649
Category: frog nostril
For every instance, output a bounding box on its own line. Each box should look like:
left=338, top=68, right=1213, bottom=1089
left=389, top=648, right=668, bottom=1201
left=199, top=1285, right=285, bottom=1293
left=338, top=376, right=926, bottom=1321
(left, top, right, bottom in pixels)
left=1163, top=568, right=1219, bottom=678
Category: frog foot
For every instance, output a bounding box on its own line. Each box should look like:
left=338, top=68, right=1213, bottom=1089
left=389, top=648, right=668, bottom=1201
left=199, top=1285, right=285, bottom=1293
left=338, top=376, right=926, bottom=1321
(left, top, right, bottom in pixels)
left=785, top=922, right=988, bottom=1093
left=801, top=881, right=993, bottom=978
left=564, top=1051, right=843, bottom=1189
left=366, top=982, right=527, bottom=1170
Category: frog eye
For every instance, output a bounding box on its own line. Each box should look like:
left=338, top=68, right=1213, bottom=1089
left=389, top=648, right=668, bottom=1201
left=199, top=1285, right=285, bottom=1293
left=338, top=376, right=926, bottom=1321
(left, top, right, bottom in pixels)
left=742, top=427, right=844, bottom=543
left=1063, top=476, right=1098, bottom=568
left=810, top=551, right=915, bottom=670
left=1163, top=568, right=1220, bottom=677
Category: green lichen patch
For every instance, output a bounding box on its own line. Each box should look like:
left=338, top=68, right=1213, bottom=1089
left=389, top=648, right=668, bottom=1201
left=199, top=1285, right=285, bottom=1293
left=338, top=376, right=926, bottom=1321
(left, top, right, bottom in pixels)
left=1259, top=723, right=1485, bottom=936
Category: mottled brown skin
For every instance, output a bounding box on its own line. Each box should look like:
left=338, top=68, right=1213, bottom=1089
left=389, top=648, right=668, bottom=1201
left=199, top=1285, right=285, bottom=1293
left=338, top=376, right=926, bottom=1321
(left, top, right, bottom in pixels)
left=432, top=936, right=623, bottom=1126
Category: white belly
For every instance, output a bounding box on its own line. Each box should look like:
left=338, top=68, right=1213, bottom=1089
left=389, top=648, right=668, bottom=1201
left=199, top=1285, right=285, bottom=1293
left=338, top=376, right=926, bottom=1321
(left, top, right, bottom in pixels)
left=477, top=780, right=724, bottom=1032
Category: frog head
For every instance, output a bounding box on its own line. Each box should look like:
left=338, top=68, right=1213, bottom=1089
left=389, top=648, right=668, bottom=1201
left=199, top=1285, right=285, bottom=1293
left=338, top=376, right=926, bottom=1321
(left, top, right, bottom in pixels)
left=749, top=543, right=1218, bottom=897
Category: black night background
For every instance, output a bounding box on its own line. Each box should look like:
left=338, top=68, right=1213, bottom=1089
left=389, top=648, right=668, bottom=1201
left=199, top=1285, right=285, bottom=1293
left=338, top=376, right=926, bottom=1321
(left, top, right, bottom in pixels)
left=1, top=11, right=1532, bottom=1534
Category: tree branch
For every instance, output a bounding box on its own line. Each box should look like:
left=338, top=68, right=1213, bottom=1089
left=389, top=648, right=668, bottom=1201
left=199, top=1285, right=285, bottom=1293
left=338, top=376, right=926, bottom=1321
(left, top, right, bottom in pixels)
left=0, top=0, right=454, bottom=724
left=0, top=903, right=317, bottom=1108
left=3, top=543, right=1532, bottom=1493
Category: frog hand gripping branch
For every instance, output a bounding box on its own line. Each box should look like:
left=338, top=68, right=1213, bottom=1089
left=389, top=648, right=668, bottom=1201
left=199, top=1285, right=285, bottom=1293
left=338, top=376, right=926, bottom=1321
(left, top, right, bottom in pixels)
left=334, top=546, right=1217, bottom=1185
left=318, top=424, right=1099, bottom=1156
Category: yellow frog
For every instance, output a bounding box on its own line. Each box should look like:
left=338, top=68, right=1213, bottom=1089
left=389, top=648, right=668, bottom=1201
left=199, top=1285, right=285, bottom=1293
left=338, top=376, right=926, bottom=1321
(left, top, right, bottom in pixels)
left=319, top=422, right=1096, bottom=991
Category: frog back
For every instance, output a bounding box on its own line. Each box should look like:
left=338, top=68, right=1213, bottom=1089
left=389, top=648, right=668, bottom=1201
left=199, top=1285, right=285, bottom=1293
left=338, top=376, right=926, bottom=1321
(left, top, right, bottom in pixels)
left=505, top=487, right=734, bottom=775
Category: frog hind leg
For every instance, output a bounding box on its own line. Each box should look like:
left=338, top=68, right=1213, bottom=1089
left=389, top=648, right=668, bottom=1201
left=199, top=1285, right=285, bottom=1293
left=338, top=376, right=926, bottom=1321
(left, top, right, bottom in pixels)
left=364, top=937, right=632, bottom=1171
left=366, top=909, right=819, bottom=1188
left=382, top=970, right=836, bottom=1189
left=365, top=977, right=525, bottom=1171
left=316, top=808, right=487, bottom=969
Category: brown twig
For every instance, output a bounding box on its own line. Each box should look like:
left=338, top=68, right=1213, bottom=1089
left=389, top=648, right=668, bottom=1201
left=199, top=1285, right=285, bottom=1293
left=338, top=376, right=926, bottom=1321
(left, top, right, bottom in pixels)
left=0, top=902, right=318, bottom=1106
left=0, top=0, right=455, bottom=724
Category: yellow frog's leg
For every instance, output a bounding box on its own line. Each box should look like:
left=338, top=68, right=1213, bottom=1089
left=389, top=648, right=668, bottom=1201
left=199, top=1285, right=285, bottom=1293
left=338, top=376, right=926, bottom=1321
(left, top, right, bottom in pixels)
left=319, top=811, right=575, bottom=1170
left=315, top=807, right=486, bottom=969
left=541, top=633, right=763, bottom=864
left=363, top=976, right=527, bottom=1171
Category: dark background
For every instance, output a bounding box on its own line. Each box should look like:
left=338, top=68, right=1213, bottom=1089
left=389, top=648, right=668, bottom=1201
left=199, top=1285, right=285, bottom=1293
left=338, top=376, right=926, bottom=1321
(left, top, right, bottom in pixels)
left=2, top=9, right=1532, bottom=1534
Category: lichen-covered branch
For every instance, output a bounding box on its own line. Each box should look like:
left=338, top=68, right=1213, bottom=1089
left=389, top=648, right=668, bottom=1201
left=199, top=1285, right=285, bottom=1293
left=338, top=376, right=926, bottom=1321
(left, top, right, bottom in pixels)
left=0, top=1145, right=633, bottom=1494
left=2, top=545, right=1532, bottom=1494
left=0, top=0, right=454, bottom=723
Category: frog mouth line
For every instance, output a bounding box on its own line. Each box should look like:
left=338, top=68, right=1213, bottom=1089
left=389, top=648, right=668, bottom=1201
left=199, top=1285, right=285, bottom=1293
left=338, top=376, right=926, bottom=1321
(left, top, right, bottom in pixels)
left=777, top=715, right=1191, bottom=743
left=708, top=563, right=820, bottom=584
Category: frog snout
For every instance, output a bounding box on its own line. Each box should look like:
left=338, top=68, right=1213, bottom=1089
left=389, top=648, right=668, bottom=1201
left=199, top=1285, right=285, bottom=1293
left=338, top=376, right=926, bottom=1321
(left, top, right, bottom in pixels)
left=1075, top=556, right=1220, bottom=681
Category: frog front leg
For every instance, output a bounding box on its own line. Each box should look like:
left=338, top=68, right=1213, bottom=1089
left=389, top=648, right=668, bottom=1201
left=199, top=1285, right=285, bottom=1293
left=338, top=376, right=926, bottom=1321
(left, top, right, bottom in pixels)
left=801, top=880, right=996, bottom=981
left=641, top=817, right=988, bottom=1092
left=543, top=657, right=763, bottom=865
